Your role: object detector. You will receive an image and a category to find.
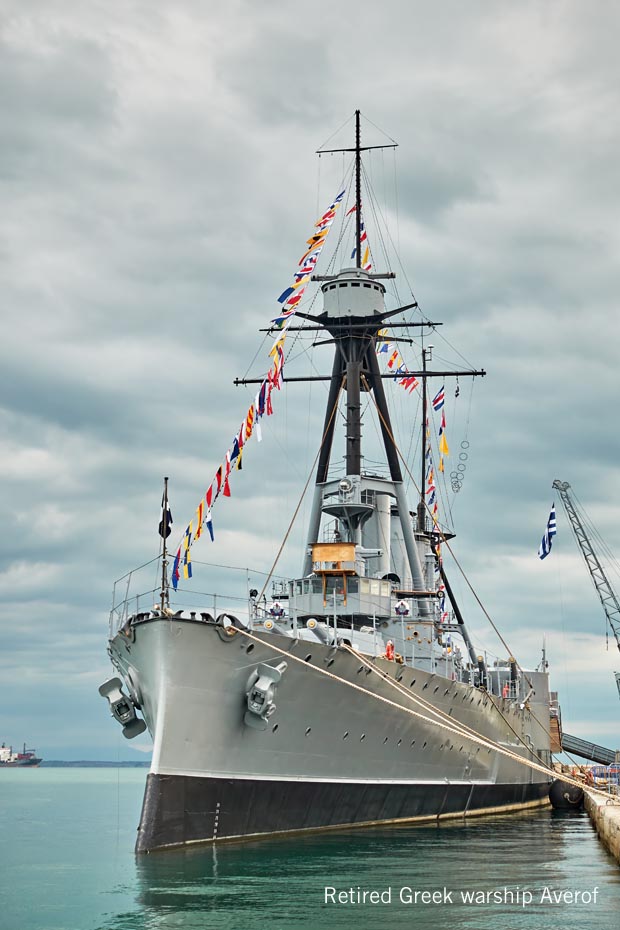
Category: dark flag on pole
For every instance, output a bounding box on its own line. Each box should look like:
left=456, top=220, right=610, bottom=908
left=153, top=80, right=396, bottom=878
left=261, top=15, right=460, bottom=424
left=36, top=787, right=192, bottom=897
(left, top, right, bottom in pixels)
left=159, top=495, right=173, bottom=539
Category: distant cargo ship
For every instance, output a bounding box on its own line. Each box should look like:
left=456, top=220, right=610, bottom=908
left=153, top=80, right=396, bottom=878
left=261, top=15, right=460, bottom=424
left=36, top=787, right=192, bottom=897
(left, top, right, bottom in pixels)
left=0, top=743, right=42, bottom=767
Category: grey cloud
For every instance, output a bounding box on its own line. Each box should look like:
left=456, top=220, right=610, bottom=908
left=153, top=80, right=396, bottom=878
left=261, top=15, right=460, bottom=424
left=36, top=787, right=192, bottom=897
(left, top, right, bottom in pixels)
left=1, top=0, right=620, bottom=757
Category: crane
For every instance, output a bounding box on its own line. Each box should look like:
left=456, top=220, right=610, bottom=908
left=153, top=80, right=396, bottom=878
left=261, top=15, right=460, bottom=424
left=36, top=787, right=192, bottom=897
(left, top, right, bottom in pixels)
left=553, top=480, right=620, bottom=667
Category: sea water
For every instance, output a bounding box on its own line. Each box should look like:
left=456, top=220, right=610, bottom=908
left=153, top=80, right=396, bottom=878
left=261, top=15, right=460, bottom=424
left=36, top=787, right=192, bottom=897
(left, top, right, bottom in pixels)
left=1, top=768, right=619, bottom=930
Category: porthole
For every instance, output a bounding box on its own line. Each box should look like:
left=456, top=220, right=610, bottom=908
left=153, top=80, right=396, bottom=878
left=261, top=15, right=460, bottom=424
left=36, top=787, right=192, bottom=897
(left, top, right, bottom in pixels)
left=360, top=733, right=366, bottom=741
left=411, top=739, right=416, bottom=746
left=397, top=739, right=402, bottom=747
left=305, top=727, right=312, bottom=736
left=410, top=679, right=416, bottom=688
left=434, top=686, right=440, bottom=694
left=272, top=724, right=279, bottom=733
left=327, top=659, right=334, bottom=668
left=343, top=731, right=349, bottom=740
left=444, top=689, right=450, bottom=696
left=305, top=654, right=312, bottom=662
left=423, top=683, right=429, bottom=691
left=383, top=737, right=389, bottom=744
left=397, top=674, right=403, bottom=682
left=246, top=644, right=255, bottom=654
left=422, top=741, right=427, bottom=749
left=357, top=666, right=364, bottom=674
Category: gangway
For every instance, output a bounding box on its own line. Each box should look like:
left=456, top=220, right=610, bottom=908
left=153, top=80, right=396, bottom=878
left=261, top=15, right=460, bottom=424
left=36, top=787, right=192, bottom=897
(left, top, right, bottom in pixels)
left=561, top=733, right=619, bottom=766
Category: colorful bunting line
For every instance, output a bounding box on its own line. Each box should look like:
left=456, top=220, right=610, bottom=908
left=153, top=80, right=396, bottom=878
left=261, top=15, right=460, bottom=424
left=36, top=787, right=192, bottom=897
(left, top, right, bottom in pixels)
left=271, top=188, right=346, bottom=329
left=171, top=187, right=347, bottom=589
left=376, top=335, right=419, bottom=395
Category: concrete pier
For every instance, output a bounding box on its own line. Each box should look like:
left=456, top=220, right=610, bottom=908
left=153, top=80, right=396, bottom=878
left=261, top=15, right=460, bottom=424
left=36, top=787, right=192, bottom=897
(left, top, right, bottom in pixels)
left=585, top=790, right=620, bottom=865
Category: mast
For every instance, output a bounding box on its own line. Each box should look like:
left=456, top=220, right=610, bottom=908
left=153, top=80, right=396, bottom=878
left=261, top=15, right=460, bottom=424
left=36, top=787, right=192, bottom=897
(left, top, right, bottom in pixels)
left=355, top=109, right=362, bottom=268
left=236, top=113, right=485, bottom=593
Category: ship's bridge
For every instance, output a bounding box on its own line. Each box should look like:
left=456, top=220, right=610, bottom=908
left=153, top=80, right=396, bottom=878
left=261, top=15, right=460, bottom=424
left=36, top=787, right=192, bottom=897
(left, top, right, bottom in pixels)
left=290, top=541, right=393, bottom=620
left=321, top=268, right=386, bottom=319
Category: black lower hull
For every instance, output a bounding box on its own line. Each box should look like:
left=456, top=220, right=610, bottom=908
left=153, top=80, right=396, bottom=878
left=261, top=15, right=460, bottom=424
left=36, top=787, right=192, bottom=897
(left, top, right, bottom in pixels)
left=136, top=774, right=551, bottom=853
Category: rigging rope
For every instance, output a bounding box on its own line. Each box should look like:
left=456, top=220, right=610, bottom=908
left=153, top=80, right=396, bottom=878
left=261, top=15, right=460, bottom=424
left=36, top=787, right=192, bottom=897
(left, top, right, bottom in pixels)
left=361, top=373, right=534, bottom=687
left=233, top=625, right=615, bottom=803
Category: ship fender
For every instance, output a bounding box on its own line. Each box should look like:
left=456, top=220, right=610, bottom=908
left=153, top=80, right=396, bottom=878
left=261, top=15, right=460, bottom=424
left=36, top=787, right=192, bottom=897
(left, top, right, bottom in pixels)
left=549, top=778, right=584, bottom=810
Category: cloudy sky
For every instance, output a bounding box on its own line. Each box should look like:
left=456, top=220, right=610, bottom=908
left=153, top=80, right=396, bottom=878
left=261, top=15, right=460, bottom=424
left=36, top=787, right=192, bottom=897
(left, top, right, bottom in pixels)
left=1, top=0, right=619, bottom=761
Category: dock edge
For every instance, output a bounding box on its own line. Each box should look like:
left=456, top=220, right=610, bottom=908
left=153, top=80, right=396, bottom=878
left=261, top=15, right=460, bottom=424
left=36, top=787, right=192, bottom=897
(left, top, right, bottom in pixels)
left=584, top=790, right=620, bottom=865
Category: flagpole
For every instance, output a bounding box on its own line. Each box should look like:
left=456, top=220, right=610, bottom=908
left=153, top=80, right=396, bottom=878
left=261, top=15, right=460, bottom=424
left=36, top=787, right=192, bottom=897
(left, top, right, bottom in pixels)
left=161, top=476, right=169, bottom=609
left=355, top=108, right=361, bottom=268
left=417, top=347, right=429, bottom=532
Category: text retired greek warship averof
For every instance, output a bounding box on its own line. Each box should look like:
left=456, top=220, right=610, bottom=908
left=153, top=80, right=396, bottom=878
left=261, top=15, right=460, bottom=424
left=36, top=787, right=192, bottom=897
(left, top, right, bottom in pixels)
left=324, top=886, right=601, bottom=907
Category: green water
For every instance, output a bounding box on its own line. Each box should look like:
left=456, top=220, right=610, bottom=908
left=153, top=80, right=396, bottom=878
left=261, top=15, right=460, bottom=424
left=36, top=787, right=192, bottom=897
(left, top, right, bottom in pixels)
left=1, top=768, right=618, bottom=929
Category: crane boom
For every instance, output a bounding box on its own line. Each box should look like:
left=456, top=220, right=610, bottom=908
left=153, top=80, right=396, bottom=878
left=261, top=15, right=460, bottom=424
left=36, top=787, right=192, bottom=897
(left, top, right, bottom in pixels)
left=553, top=480, right=620, bottom=652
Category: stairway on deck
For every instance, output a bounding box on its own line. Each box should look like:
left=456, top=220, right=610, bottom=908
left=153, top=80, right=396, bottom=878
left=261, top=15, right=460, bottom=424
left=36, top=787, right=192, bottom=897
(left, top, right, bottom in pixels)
left=561, top=733, right=619, bottom=766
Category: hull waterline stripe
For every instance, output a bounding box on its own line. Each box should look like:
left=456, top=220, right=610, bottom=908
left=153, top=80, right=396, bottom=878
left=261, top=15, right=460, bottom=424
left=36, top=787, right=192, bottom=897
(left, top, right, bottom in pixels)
left=151, top=769, right=496, bottom=785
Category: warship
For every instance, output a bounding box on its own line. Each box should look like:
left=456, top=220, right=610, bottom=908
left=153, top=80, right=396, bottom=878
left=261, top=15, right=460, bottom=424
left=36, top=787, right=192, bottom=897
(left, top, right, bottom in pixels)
left=100, top=113, right=553, bottom=853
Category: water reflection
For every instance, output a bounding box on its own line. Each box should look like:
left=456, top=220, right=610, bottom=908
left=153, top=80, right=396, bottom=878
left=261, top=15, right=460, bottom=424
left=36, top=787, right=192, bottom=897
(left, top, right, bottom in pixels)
left=103, top=810, right=620, bottom=930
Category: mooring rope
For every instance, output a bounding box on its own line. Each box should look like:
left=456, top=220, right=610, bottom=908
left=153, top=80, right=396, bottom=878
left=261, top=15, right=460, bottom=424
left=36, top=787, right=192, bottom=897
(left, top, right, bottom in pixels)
left=232, top=625, right=615, bottom=802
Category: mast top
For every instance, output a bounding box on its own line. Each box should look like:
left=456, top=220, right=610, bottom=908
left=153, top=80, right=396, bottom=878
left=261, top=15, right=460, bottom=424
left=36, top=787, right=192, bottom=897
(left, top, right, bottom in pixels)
left=316, top=110, right=398, bottom=272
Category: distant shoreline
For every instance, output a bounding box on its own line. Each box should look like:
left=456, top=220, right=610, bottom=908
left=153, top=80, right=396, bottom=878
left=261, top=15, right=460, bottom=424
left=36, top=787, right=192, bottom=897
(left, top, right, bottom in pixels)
left=40, top=760, right=151, bottom=767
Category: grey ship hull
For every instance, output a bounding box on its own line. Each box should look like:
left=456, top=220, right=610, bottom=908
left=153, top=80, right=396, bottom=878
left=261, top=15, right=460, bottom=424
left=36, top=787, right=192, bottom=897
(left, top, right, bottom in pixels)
left=110, top=616, right=551, bottom=853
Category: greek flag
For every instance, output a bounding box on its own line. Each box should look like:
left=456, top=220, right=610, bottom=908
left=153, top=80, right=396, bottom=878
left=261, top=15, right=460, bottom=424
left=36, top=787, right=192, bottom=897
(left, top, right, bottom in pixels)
left=538, top=504, right=557, bottom=560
